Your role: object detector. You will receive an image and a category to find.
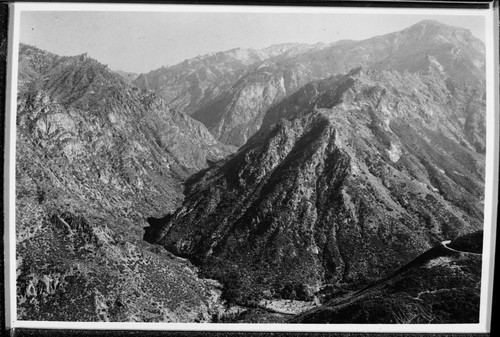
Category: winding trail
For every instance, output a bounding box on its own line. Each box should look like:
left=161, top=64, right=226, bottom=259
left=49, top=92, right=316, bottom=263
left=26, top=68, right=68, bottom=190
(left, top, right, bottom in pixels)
left=441, top=240, right=482, bottom=256
left=289, top=236, right=483, bottom=323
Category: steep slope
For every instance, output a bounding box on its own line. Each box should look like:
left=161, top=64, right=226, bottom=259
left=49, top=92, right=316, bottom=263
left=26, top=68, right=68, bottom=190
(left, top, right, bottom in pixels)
left=18, top=43, right=60, bottom=91
left=145, top=67, right=485, bottom=307
left=132, top=44, right=318, bottom=116
left=191, top=61, right=321, bottom=146
left=16, top=210, right=223, bottom=322
left=191, top=20, right=485, bottom=147
left=16, top=45, right=233, bottom=321
left=290, top=231, right=483, bottom=323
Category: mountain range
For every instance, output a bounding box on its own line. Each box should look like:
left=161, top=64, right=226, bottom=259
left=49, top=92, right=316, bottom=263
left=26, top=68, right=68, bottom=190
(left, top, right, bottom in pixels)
left=134, top=20, right=485, bottom=147
left=16, top=19, right=486, bottom=323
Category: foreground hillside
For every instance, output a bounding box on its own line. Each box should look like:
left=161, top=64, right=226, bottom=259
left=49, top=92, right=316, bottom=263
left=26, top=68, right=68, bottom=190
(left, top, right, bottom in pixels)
left=146, top=66, right=485, bottom=311
left=291, top=231, right=483, bottom=323
left=16, top=44, right=233, bottom=321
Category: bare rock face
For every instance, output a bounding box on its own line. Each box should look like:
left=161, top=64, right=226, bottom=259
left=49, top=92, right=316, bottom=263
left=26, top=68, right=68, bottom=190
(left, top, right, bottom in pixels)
left=16, top=45, right=232, bottom=321
left=188, top=20, right=485, bottom=147
left=145, top=67, right=485, bottom=306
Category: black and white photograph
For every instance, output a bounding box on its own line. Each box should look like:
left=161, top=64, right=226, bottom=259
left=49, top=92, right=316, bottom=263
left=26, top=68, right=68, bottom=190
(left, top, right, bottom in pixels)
left=3, top=2, right=498, bottom=333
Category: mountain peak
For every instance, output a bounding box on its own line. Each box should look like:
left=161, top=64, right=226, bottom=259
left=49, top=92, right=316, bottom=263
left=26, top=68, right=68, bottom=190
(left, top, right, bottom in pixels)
left=404, top=19, right=475, bottom=39
left=79, top=52, right=89, bottom=61
left=412, top=19, right=448, bottom=28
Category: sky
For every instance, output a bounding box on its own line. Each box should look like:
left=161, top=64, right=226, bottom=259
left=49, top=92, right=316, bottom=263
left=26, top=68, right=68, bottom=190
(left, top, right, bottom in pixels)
left=19, top=8, right=486, bottom=74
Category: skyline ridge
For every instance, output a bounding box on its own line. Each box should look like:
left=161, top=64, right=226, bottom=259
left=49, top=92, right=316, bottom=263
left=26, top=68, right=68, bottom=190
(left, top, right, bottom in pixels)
left=20, top=14, right=484, bottom=74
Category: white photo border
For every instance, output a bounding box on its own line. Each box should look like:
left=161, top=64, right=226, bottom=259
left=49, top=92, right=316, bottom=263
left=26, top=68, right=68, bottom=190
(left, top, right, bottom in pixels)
left=4, top=1, right=499, bottom=333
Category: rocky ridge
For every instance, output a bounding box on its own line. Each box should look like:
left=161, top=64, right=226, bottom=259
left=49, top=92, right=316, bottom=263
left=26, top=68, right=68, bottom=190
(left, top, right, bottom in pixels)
left=16, top=44, right=233, bottom=321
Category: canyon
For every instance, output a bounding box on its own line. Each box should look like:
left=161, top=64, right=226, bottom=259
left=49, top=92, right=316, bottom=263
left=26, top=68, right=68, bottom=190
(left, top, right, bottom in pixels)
left=16, top=20, right=486, bottom=323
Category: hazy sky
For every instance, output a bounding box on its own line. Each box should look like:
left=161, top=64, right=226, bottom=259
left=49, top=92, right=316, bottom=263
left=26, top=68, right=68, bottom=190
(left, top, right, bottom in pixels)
left=20, top=10, right=486, bottom=74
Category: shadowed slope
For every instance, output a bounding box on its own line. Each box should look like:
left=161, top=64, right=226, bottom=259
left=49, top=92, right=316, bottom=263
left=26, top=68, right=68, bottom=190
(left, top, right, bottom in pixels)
left=290, top=231, right=483, bottom=323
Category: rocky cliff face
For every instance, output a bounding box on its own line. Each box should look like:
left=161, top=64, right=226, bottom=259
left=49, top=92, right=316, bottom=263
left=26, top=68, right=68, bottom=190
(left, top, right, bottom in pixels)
left=145, top=66, right=485, bottom=306
left=16, top=45, right=233, bottom=321
left=190, top=20, right=485, bottom=147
